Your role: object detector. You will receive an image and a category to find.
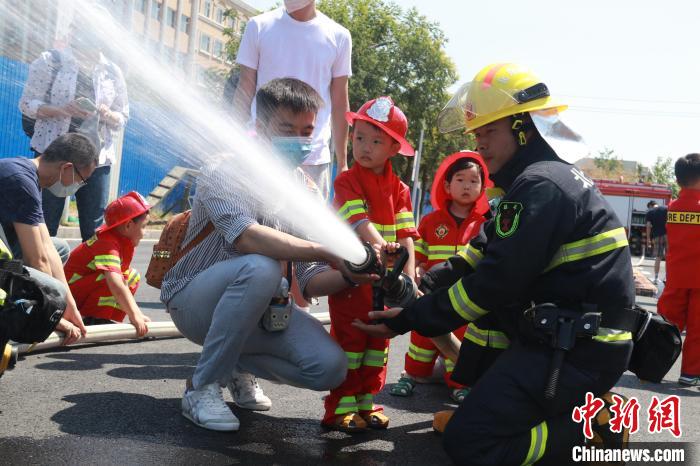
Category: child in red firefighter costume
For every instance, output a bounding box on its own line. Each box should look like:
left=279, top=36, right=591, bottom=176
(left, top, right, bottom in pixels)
left=658, top=153, right=700, bottom=386
left=324, top=96, right=419, bottom=432
left=391, top=151, right=490, bottom=403
left=64, top=191, right=152, bottom=336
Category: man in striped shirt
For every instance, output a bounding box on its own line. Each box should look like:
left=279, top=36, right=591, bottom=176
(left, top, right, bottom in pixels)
left=161, top=78, right=376, bottom=433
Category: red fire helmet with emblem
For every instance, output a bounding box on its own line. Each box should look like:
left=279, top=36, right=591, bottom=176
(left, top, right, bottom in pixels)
left=96, top=191, right=151, bottom=235
left=345, top=96, right=415, bottom=156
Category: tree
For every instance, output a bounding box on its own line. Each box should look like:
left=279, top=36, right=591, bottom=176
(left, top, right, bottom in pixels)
left=593, top=147, right=622, bottom=178
left=317, top=0, right=465, bottom=185
left=650, top=156, right=679, bottom=197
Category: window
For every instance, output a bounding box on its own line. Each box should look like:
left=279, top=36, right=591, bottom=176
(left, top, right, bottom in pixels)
left=180, top=14, right=190, bottom=33
left=151, top=0, right=160, bottom=19
left=213, top=40, right=223, bottom=59
left=203, top=0, right=212, bottom=18
left=215, top=7, right=225, bottom=24
left=199, top=33, right=211, bottom=53
left=166, top=7, right=176, bottom=27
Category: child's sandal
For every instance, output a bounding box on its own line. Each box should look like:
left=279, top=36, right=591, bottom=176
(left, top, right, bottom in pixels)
left=323, top=413, right=367, bottom=433
left=390, top=376, right=416, bottom=397
left=361, top=410, right=390, bottom=429
left=450, top=387, right=470, bottom=404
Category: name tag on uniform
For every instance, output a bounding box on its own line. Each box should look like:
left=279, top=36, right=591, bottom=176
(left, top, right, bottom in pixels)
left=667, top=211, right=700, bottom=225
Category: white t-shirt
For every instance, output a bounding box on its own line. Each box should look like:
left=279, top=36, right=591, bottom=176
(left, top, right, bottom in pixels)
left=236, top=8, right=352, bottom=166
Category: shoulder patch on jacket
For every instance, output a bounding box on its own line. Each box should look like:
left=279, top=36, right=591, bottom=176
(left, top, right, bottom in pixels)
left=496, top=201, right=523, bottom=238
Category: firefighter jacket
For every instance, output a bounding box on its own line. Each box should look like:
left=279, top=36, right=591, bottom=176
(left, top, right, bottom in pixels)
left=665, top=188, right=700, bottom=289
left=414, top=209, right=485, bottom=270
left=386, top=136, right=636, bottom=370
left=334, top=160, right=418, bottom=244
left=64, top=230, right=139, bottom=321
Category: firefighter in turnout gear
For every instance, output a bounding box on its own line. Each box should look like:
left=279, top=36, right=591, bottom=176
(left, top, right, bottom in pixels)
left=354, top=63, right=636, bottom=464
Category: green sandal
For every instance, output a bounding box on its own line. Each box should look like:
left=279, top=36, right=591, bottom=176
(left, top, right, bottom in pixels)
left=450, top=387, right=470, bottom=403
left=390, top=376, right=416, bottom=396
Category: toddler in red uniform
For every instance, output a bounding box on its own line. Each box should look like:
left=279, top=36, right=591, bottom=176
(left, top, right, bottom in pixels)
left=65, top=191, right=151, bottom=336
left=391, top=152, right=489, bottom=403
left=658, top=153, right=700, bottom=386
left=324, top=96, right=419, bottom=432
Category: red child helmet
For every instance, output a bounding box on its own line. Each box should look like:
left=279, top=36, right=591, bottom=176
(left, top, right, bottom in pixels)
left=96, top=191, right=151, bottom=235
left=345, top=96, right=415, bottom=156
left=431, top=151, right=492, bottom=214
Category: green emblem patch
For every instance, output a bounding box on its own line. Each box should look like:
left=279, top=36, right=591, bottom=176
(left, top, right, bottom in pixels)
left=496, top=201, right=523, bottom=238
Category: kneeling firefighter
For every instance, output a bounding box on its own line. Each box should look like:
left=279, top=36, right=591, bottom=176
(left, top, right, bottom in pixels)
left=1, top=238, right=65, bottom=379
left=354, top=63, right=679, bottom=465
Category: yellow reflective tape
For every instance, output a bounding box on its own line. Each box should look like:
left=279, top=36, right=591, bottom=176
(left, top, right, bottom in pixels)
left=444, top=359, right=456, bottom=371
left=363, top=348, right=388, bottom=367
left=68, top=273, right=83, bottom=285
left=127, top=270, right=141, bottom=286
left=97, top=296, right=120, bottom=309
left=87, top=260, right=96, bottom=271
left=0, top=288, right=6, bottom=306
left=544, top=227, right=628, bottom=272
left=428, top=253, right=453, bottom=261
left=395, top=211, right=414, bottom=220
left=448, top=280, right=488, bottom=322
left=408, top=343, right=436, bottom=363
left=395, top=220, right=416, bottom=230
left=414, top=239, right=429, bottom=256
left=335, top=395, right=358, bottom=414
left=522, top=421, right=548, bottom=465
left=592, top=330, right=633, bottom=343
left=465, top=324, right=511, bottom=349
left=346, top=351, right=364, bottom=370
left=667, top=211, right=700, bottom=225
left=460, top=244, right=483, bottom=270
left=0, top=238, right=12, bottom=260
left=94, top=254, right=121, bottom=267
left=338, top=199, right=367, bottom=221
left=372, top=223, right=397, bottom=242
left=356, top=393, right=374, bottom=411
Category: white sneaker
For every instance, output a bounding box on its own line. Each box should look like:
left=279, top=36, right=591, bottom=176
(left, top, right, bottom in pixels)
left=227, top=372, right=272, bottom=411
left=182, top=383, right=240, bottom=431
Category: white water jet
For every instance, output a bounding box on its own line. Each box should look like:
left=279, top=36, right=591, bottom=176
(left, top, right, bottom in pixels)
left=0, top=0, right=366, bottom=264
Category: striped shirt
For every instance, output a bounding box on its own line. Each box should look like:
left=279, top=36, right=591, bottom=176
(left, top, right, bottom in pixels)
left=160, top=161, right=329, bottom=304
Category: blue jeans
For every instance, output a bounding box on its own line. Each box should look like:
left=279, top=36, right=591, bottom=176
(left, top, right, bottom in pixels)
left=167, top=254, right=346, bottom=390
left=42, top=165, right=111, bottom=241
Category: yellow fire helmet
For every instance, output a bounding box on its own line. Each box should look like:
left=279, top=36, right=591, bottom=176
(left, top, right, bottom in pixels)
left=437, top=63, right=568, bottom=134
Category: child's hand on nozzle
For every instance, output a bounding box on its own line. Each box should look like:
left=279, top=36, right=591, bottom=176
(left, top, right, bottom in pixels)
left=384, top=242, right=401, bottom=254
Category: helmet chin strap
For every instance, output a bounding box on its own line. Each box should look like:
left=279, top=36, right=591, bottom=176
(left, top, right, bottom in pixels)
left=510, top=112, right=532, bottom=146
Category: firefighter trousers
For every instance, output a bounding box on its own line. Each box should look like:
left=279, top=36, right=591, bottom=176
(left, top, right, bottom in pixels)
left=442, top=340, right=627, bottom=465
left=658, top=286, right=700, bottom=377
left=324, top=307, right=389, bottom=423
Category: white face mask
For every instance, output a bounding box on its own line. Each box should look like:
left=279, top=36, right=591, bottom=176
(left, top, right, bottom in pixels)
left=284, top=0, right=314, bottom=13
left=47, top=165, right=82, bottom=198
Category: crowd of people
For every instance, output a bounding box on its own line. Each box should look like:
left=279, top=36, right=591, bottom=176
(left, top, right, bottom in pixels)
left=1, top=0, right=699, bottom=464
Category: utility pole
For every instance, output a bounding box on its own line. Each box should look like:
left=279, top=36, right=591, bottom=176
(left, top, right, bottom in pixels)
left=411, top=122, right=425, bottom=219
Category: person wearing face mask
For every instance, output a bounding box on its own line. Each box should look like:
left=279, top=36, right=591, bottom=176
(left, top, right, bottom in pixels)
left=233, top=0, right=352, bottom=200
left=161, top=78, right=378, bottom=433
left=19, top=28, right=129, bottom=242
left=0, top=133, right=98, bottom=345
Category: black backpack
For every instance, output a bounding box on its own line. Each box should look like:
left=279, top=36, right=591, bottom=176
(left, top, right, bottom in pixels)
left=21, top=49, right=62, bottom=139
left=0, top=260, right=65, bottom=344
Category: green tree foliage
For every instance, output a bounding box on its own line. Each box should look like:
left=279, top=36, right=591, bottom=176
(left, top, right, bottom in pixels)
left=317, top=0, right=467, bottom=185
left=650, top=156, right=679, bottom=197
left=593, top=147, right=622, bottom=177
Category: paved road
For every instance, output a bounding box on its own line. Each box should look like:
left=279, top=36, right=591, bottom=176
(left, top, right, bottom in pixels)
left=0, top=243, right=695, bottom=464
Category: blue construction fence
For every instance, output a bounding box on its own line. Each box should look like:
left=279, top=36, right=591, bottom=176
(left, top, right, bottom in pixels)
left=0, top=55, right=192, bottom=198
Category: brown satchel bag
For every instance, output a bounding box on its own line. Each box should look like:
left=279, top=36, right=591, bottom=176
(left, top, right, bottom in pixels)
left=145, top=211, right=214, bottom=289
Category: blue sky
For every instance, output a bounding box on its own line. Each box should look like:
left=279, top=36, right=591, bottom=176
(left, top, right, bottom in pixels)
left=245, top=0, right=699, bottom=167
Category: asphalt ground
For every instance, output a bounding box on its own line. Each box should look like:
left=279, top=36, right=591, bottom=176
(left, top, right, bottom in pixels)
left=0, top=243, right=696, bottom=465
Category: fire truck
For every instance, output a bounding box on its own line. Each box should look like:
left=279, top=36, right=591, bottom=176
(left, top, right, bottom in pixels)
left=594, top=179, right=673, bottom=256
